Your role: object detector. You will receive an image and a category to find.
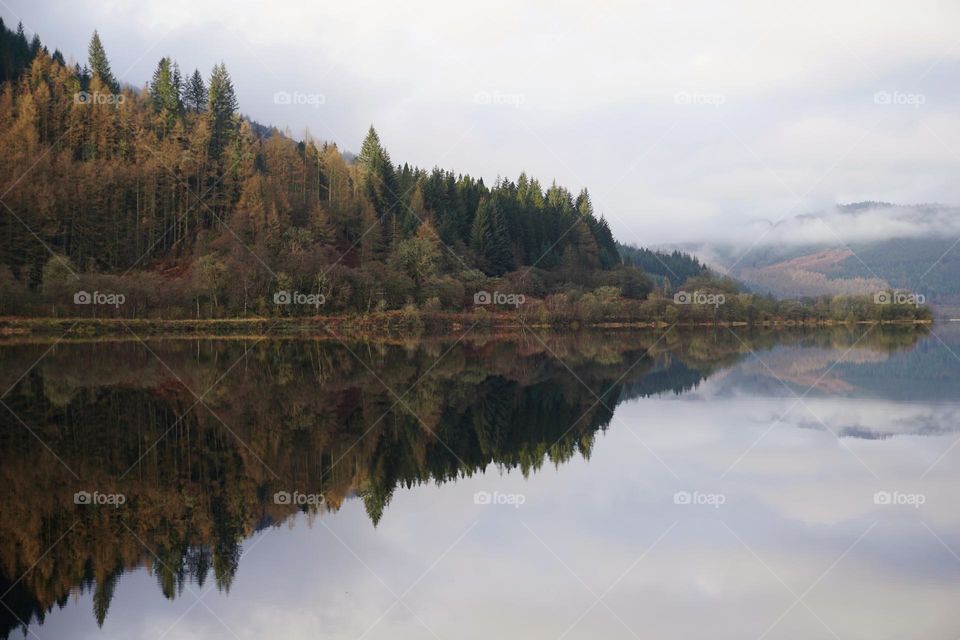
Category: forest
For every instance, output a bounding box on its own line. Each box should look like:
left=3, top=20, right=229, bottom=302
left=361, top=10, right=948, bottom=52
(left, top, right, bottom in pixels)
left=0, top=22, right=932, bottom=325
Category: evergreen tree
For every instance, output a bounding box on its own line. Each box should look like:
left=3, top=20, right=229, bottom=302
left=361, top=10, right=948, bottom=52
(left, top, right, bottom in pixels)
left=171, top=61, right=182, bottom=97
left=87, top=30, right=118, bottom=91
left=0, top=20, right=31, bottom=81
left=575, top=188, right=593, bottom=217
left=470, top=195, right=514, bottom=275
left=150, top=57, right=181, bottom=124
left=207, top=62, right=238, bottom=162
left=92, top=573, right=118, bottom=627
left=184, top=69, right=207, bottom=112
left=356, top=125, right=401, bottom=231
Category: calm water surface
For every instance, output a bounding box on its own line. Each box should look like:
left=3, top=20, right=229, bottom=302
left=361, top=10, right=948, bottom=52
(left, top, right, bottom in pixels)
left=1, top=325, right=959, bottom=639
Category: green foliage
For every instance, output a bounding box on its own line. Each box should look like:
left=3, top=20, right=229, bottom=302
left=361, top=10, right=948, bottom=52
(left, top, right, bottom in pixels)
left=150, top=57, right=182, bottom=128
left=87, top=30, right=118, bottom=92
left=470, top=195, right=514, bottom=275
left=357, top=125, right=401, bottom=228
left=40, top=255, right=76, bottom=297
left=390, top=228, right=440, bottom=284
left=184, top=68, right=207, bottom=113
left=618, top=244, right=706, bottom=287
left=0, top=19, right=35, bottom=82
left=207, top=62, right=238, bottom=162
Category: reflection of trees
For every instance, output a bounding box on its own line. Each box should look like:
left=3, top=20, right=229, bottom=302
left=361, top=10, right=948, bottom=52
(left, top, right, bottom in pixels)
left=0, top=326, right=928, bottom=636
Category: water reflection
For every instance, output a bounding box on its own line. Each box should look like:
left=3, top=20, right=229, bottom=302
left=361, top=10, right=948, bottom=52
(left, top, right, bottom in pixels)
left=1, top=325, right=958, bottom=639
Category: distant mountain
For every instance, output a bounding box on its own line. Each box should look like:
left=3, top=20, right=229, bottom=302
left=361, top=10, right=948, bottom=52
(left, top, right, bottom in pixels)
left=672, top=203, right=960, bottom=314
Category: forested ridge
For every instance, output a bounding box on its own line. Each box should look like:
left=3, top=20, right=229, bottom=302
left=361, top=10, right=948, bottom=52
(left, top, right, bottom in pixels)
left=0, top=22, right=933, bottom=325
left=617, top=243, right=707, bottom=287
left=0, top=23, right=650, bottom=315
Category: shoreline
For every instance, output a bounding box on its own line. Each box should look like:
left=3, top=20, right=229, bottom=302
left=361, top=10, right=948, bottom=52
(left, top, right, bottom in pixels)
left=0, top=313, right=935, bottom=342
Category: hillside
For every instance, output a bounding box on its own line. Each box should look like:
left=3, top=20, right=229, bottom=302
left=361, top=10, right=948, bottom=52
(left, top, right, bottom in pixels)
left=0, top=22, right=653, bottom=319
left=676, top=203, right=960, bottom=314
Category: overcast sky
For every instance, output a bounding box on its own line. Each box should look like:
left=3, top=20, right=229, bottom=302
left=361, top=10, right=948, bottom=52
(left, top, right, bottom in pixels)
left=4, top=0, right=959, bottom=245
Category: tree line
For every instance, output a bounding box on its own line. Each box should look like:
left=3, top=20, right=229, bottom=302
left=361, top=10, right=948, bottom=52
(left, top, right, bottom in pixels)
left=0, top=23, right=645, bottom=319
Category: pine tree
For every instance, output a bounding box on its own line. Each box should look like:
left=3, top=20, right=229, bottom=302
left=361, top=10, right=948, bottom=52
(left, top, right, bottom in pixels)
left=356, top=125, right=400, bottom=230
left=470, top=195, right=513, bottom=275
left=87, top=30, right=118, bottom=92
left=184, top=69, right=207, bottom=113
left=171, top=61, right=182, bottom=93
left=92, top=573, right=118, bottom=627
left=150, top=57, right=181, bottom=124
left=591, top=215, right=620, bottom=268
left=207, top=62, right=238, bottom=162
left=575, top=188, right=593, bottom=217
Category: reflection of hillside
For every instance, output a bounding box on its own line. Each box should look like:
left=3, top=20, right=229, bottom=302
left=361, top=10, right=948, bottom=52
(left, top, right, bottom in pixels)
left=0, top=327, right=927, bottom=637
left=832, top=328, right=960, bottom=401
left=728, top=326, right=957, bottom=400
left=737, top=347, right=889, bottom=393
left=707, top=325, right=929, bottom=396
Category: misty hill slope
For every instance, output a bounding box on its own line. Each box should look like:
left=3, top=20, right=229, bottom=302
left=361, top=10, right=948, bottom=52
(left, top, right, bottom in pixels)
left=679, top=203, right=960, bottom=310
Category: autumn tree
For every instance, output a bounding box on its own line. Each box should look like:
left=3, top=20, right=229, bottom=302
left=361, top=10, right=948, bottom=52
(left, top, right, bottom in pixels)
left=390, top=220, right=441, bottom=284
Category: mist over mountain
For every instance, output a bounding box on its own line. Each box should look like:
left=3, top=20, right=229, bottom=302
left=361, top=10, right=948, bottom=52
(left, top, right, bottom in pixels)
left=668, top=202, right=960, bottom=311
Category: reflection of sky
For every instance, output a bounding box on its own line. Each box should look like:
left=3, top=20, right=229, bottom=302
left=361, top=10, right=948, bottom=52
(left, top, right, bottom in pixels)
left=32, top=335, right=960, bottom=640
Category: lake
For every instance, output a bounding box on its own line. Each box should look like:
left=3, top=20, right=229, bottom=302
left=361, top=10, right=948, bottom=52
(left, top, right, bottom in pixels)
left=1, top=324, right=959, bottom=639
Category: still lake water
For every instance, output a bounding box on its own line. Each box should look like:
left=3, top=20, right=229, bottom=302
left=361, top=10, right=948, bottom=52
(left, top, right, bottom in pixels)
left=1, top=324, right=959, bottom=639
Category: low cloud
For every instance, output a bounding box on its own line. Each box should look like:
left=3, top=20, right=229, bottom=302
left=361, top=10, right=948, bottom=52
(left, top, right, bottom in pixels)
left=668, top=203, right=960, bottom=251
left=757, top=203, right=960, bottom=245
